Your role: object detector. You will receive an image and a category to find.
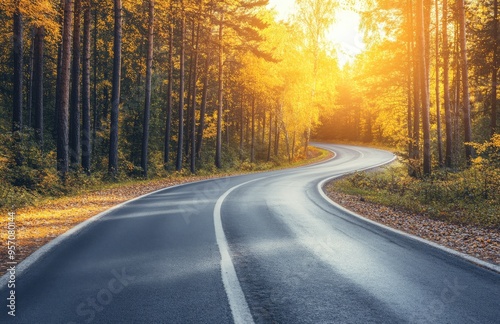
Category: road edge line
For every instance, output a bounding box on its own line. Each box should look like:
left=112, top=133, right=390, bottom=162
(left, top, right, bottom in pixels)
left=0, top=176, right=236, bottom=288
left=317, top=174, right=500, bottom=275
left=214, top=179, right=258, bottom=324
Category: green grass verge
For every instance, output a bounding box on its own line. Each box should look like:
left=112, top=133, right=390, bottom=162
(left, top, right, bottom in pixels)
left=328, top=161, right=500, bottom=228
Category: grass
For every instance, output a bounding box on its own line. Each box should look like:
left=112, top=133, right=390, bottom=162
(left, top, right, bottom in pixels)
left=328, top=161, right=500, bottom=229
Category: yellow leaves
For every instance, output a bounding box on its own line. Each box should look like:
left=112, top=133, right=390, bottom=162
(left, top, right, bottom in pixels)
left=468, top=134, right=500, bottom=169
left=491, top=134, right=500, bottom=147
left=202, top=112, right=218, bottom=139
left=472, top=156, right=484, bottom=165
left=0, top=0, right=60, bottom=43
left=235, top=10, right=340, bottom=148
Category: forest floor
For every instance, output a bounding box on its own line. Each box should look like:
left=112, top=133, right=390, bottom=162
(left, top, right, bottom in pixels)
left=0, top=148, right=330, bottom=275
left=324, top=185, right=500, bottom=266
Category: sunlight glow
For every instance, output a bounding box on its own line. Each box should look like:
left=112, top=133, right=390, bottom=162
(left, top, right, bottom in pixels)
left=267, top=0, right=365, bottom=67
left=326, top=9, right=365, bottom=67
left=267, top=0, right=297, bottom=21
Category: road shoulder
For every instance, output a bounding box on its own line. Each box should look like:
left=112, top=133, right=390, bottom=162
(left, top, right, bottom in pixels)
left=323, top=185, right=500, bottom=269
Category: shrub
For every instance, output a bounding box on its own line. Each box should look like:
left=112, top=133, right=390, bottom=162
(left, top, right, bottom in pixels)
left=333, top=159, right=500, bottom=227
left=0, top=131, right=57, bottom=191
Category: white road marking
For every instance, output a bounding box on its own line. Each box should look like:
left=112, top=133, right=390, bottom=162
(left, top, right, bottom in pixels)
left=0, top=176, right=233, bottom=288
left=316, top=156, right=500, bottom=274
left=349, top=146, right=365, bottom=159
left=214, top=179, right=259, bottom=324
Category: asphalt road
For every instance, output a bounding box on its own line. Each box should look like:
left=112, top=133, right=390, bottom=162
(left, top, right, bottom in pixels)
left=1, top=144, right=499, bottom=323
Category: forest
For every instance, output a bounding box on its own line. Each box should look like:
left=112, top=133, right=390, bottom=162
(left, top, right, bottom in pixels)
left=0, top=0, right=499, bottom=209
left=316, top=0, right=500, bottom=176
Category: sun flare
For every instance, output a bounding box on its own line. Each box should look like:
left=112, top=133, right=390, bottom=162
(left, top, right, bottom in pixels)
left=267, top=0, right=365, bottom=66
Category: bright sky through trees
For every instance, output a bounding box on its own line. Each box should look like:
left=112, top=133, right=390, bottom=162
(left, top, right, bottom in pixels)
left=267, top=0, right=365, bottom=66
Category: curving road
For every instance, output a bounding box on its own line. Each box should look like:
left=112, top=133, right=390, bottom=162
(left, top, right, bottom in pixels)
left=1, top=144, right=499, bottom=323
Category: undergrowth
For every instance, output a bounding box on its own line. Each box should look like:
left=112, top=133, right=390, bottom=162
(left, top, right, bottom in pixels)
left=0, top=131, right=328, bottom=212
left=330, top=136, right=500, bottom=228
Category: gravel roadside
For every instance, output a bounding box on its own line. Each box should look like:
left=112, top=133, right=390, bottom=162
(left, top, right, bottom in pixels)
left=324, top=186, right=500, bottom=266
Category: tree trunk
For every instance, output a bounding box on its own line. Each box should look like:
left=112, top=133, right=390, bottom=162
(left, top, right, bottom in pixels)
left=196, top=54, right=209, bottom=159
left=82, top=0, right=91, bottom=174
left=457, top=0, right=473, bottom=163
left=33, top=26, right=45, bottom=148
left=225, top=104, right=230, bottom=145
left=55, top=0, right=64, bottom=142
left=103, top=70, right=110, bottom=121
left=251, top=96, right=255, bottom=163
left=412, top=46, right=421, bottom=162
left=13, top=6, right=23, bottom=133
left=141, top=0, right=154, bottom=177
left=409, top=0, right=420, bottom=177
left=109, top=0, right=122, bottom=175
left=70, top=0, right=82, bottom=167
left=424, top=0, right=431, bottom=94
left=283, top=124, right=291, bottom=163
left=274, top=104, right=280, bottom=156
left=407, top=0, right=413, bottom=164
left=246, top=107, right=250, bottom=146
left=27, top=29, right=34, bottom=129
left=267, top=111, right=272, bottom=161
left=57, top=0, right=74, bottom=176
left=443, top=0, right=453, bottom=167
left=164, top=5, right=174, bottom=168
left=185, top=22, right=194, bottom=157
left=454, top=37, right=461, bottom=159
left=239, top=92, right=244, bottom=154
left=418, top=0, right=432, bottom=175
left=215, top=10, right=224, bottom=168
left=453, top=24, right=461, bottom=158
left=92, top=4, right=98, bottom=146
left=262, top=107, right=266, bottom=144
left=435, top=0, right=443, bottom=166
left=176, top=0, right=186, bottom=171
left=190, top=20, right=200, bottom=173
left=491, top=0, right=498, bottom=136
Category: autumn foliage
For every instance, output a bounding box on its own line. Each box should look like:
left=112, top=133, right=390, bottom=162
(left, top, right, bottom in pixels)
left=0, top=0, right=499, bottom=207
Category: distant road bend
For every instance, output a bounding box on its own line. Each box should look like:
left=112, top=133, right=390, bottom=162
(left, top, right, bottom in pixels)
left=1, top=144, right=499, bottom=323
